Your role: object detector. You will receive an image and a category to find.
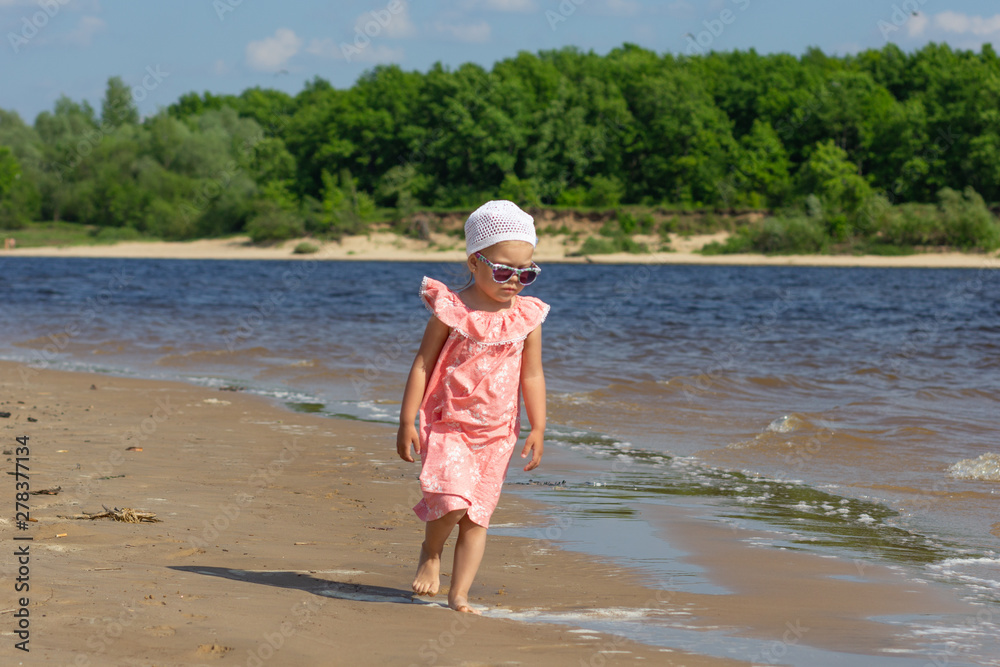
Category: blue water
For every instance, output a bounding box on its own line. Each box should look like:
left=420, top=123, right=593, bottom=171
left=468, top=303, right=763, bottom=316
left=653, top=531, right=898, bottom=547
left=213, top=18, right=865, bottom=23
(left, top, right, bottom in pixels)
left=3, top=256, right=999, bottom=664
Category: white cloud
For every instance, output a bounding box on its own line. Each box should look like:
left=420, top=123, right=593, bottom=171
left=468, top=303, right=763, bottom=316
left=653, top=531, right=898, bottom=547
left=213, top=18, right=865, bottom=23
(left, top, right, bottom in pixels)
left=353, top=4, right=416, bottom=38
left=306, top=37, right=404, bottom=64
left=212, top=59, right=229, bottom=76
left=246, top=28, right=302, bottom=72
left=908, top=12, right=929, bottom=37
left=64, top=15, right=106, bottom=46
left=434, top=20, right=491, bottom=43
left=933, top=11, right=1000, bottom=36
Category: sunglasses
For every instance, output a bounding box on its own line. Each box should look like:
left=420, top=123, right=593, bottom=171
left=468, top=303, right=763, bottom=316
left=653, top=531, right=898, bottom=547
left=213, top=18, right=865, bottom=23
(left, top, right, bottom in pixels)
left=475, top=252, right=541, bottom=285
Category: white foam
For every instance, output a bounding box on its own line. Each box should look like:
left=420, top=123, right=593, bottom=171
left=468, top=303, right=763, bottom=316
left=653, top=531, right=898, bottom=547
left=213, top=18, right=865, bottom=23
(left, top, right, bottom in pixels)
left=490, top=607, right=660, bottom=623
left=928, top=556, right=1000, bottom=571
left=765, top=414, right=802, bottom=433
left=949, top=452, right=1000, bottom=482
left=926, top=557, right=1000, bottom=591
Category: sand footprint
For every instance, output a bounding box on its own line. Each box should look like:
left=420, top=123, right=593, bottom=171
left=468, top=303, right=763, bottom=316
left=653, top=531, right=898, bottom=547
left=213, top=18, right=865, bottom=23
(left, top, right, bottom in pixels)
left=196, top=643, right=232, bottom=657
left=143, top=625, right=176, bottom=637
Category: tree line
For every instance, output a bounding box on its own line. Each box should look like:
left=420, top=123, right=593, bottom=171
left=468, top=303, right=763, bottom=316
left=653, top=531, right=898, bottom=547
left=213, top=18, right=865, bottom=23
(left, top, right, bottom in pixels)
left=1, top=42, right=998, bottom=252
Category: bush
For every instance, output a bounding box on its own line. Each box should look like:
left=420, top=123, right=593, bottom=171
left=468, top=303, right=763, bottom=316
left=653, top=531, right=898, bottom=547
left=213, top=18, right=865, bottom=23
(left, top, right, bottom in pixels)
left=555, top=176, right=625, bottom=208
left=862, top=242, right=916, bottom=256
left=575, top=233, right=648, bottom=255
left=878, top=202, right=943, bottom=246
left=293, top=241, right=319, bottom=254
left=614, top=212, right=635, bottom=234
left=637, top=213, right=656, bottom=234
left=700, top=228, right=754, bottom=254
left=753, top=217, right=827, bottom=253
left=937, top=186, right=1000, bottom=250
left=556, top=185, right=587, bottom=207
left=90, top=226, right=148, bottom=243
left=603, top=211, right=657, bottom=238
left=246, top=201, right=304, bottom=243
left=0, top=199, right=29, bottom=229
left=498, top=174, right=541, bottom=207
left=701, top=216, right=826, bottom=254
left=142, top=198, right=195, bottom=240
left=875, top=187, right=1000, bottom=250
left=585, top=175, right=624, bottom=207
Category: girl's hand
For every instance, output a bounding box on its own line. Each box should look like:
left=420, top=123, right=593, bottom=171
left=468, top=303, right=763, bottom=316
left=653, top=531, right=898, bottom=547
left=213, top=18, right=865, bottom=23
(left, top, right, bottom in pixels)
left=397, top=423, right=421, bottom=463
left=520, top=430, right=544, bottom=471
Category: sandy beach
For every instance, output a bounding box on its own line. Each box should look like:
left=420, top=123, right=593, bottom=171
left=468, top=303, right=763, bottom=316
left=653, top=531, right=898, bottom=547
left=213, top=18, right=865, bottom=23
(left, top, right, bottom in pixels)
left=0, top=361, right=741, bottom=666
left=1, top=360, right=992, bottom=665
left=4, top=232, right=999, bottom=269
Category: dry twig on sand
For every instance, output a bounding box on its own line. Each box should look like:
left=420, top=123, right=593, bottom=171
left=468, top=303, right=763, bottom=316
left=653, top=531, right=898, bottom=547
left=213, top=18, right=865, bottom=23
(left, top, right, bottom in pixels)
left=81, top=505, right=161, bottom=523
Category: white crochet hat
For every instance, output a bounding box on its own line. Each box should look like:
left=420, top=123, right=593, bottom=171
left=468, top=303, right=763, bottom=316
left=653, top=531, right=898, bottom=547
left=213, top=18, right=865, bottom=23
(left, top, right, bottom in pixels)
left=464, top=200, right=537, bottom=256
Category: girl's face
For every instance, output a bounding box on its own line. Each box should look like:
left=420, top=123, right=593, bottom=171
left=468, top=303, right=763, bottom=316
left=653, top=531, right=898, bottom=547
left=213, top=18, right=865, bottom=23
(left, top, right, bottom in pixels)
left=466, top=241, right=536, bottom=307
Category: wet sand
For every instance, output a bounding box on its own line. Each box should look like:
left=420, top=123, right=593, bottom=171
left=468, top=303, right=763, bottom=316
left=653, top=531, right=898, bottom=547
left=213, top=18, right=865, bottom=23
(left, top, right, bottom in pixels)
left=0, top=361, right=739, bottom=666
left=5, top=233, right=999, bottom=268
left=0, top=361, right=988, bottom=665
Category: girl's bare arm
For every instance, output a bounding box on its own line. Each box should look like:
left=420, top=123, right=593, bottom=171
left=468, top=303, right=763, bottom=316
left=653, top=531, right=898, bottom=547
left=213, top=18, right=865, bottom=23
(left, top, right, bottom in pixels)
left=396, top=316, right=451, bottom=462
left=519, top=325, right=546, bottom=471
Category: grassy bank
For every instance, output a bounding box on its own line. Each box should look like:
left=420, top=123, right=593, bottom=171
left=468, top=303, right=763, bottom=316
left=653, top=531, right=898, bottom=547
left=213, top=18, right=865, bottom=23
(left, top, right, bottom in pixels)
left=4, top=197, right=999, bottom=259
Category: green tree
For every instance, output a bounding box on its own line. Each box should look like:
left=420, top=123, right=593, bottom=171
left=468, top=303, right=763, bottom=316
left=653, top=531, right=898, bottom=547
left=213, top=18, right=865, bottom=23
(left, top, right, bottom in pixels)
left=0, top=146, right=40, bottom=228
left=722, top=120, right=792, bottom=208
left=618, top=60, right=738, bottom=205
left=0, top=146, right=20, bottom=198
left=796, top=140, right=873, bottom=238
left=312, top=169, right=373, bottom=238
left=101, top=76, right=139, bottom=129
left=246, top=179, right=303, bottom=243
left=498, top=173, right=541, bottom=207
left=167, top=91, right=239, bottom=120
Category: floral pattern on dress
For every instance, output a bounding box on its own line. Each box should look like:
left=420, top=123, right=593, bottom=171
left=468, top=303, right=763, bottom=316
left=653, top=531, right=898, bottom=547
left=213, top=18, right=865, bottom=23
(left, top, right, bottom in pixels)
left=413, top=276, right=549, bottom=528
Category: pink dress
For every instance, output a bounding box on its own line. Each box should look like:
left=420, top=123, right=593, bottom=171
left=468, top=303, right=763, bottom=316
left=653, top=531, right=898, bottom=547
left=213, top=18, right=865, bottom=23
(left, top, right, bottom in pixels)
left=413, top=277, right=549, bottom=528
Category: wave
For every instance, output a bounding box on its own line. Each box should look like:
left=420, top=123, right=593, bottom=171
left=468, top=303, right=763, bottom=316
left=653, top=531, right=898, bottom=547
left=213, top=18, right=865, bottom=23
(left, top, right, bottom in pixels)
left=949, top=453, right=1000, bottom=482
left=156, top=346, right=273, bottom=366
left=925, top=556, right=1000, bottom=598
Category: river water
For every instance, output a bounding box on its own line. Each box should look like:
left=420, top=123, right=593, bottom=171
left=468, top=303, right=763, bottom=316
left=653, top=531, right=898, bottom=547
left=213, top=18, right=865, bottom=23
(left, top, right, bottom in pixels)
left=3, top=256, right=998, bottom=664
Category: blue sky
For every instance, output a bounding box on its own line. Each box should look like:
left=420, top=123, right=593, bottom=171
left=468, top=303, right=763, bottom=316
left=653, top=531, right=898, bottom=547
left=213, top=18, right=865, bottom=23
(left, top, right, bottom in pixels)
left=2, top=0, right=999, bottom=123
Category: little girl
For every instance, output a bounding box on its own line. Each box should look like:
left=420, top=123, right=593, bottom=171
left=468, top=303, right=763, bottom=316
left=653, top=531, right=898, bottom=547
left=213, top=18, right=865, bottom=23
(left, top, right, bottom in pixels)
left=396, top=200, right=549, bottom=614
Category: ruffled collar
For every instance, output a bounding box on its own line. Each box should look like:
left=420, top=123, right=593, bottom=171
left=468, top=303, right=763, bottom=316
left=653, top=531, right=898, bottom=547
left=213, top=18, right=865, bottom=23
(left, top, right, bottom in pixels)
left=420, top=276, right=549, bottom=345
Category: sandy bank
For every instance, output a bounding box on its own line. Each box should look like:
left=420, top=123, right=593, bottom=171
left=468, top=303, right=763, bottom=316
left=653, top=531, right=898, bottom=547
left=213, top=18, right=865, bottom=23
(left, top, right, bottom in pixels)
left=0, top=361, right=739, bottom=666
left=1, top=361, right=991, bottom=664
left=4, top=232, right=999, bottom=269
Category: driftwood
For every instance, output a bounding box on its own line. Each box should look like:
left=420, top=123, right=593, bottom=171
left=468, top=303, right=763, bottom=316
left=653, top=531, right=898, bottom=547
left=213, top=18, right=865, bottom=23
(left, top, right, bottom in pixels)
left=81, top=505, right=161, bottom=523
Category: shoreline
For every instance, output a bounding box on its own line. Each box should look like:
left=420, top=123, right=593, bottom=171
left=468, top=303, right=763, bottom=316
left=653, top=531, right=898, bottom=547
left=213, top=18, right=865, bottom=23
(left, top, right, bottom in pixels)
left=4, top=233, right=1000, bottom=268
left=0, top=361, right=732, bottom=666
left=2, top=360, right=994, bottom=665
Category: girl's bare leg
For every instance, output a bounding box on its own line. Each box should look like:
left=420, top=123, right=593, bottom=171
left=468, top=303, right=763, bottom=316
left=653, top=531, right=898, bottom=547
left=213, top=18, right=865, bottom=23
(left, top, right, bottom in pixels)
left=413, top=508, right=466, bottom=596
left=448, top=514, right=487, bottom=614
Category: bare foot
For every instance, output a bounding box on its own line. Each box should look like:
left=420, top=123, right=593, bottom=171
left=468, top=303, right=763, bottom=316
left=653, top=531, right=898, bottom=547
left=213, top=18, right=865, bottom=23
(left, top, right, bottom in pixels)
left=448, top=595, right=481, bottom=614
left=412, top=542, right=440, bottom=596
